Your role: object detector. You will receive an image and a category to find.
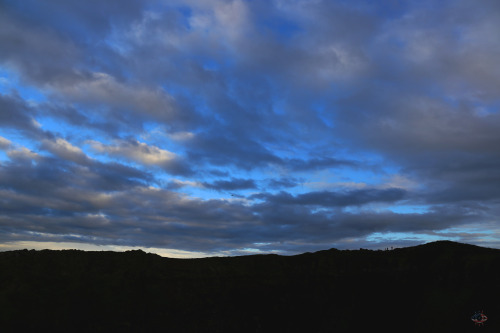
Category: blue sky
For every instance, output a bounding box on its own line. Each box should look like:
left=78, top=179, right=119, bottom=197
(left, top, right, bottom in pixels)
left=1, top=0, right=500, bottom=257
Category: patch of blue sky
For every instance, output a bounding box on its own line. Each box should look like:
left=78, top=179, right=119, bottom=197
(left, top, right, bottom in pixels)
left=239, top=247, right=268, bottom=254
left=271, top=96, right=287, bottom=116
left=104, top=26, right=131, bottom=56
left=471, top=99, right=500, bottom=117
left=313, top=102, right=335, bottom=129
left=161, top=82, right=199, bottom=102
left=304, top=166, right=392, bottom=192
left=176, top=5, right=192, bottom=20
left=175, top=184, right=226, bottom=201
left=0, top=67, right=47, bottom=103
left=174, top=169, right=263, bottom=199
left=389, top=205, right=429, bottom=214
left=35, top=116, right=69, bottom=136
left=201, top=59, right=221, bottom=72
left=139, top=122, right=183, bottom=152
left=0, top=131, right=38, bottom=154
left=432, top=227, right=500, bottom=249
left=80, top=147, right=114, bottom=164
left=258, top=14, right=302, bottom=39
left=434, top=225, right=496, bottom=238
left=34, top=115, right=108, bottom=151
left=0, top=70, right=10, bottom=94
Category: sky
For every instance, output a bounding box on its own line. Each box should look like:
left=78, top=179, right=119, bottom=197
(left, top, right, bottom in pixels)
left=1, top=0, right=500, bottom=257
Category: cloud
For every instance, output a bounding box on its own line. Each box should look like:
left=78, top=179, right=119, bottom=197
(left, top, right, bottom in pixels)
left=6, top=147, right=40, bottom=162
left=286, top=157, right=359, bottom=172
left=252, top=188, right=407, bottom=208
left=0, top=136, right=11, bottom=150
left=186, top=132, right=282, bottom=170
left=0, top=138, right=495, bottom=255
left=266, top=177, right=300, bottom=190
left=166, top=179, right=203, bottom=190
left=0, top=11, right=81, bottom=86
left=89, top=139, right=193, bottom=176
left=0, top=93, right=45, bottom=139
left=41, top=138, right=91, bottom=165
left=0, top=0, right=147, bottom=86
left=55, top=73, right=190, bottom=127
left=202, top=178, right=257, bottom=191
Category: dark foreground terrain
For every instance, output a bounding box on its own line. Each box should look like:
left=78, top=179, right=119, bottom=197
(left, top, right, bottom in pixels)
left=0, top=241, right=499, bottom=332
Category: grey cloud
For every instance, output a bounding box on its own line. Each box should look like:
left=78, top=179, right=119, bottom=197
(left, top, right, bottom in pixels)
left=336, top=92, right=500, bottom=158
left=409, top=155, right=500, bottom=205
left=0, top=12, right=82, bottom=87
left=1, top=0, right=147, bottom=37
left=266, top=177, right=300, bottom=189
left=286, top=157, right=359, bottom=172
left=0, top=93, right=44, bottom=138
left=0, top=145, right=490, bottom=254
left=202, top=178, right=257, bottom=191
left=186, top=132, right=282, bottom=170
left=0, top=153, right=152, bottom=199
left=0, top=4, right=200, bottom=138
left=252, top=188, right=407, bottom=208
left=41, top=138, right=92, bottom=165
left=57, top=74, right=181, bottom=122
left=251, top=202, right=483, bottom=245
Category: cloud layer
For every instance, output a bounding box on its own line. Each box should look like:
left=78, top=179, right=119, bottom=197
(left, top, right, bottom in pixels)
left=1, top=0, right=500, bottom=256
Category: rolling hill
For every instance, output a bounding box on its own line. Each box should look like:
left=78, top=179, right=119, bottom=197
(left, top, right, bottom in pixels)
left=0, top=240, right=498, bottom=332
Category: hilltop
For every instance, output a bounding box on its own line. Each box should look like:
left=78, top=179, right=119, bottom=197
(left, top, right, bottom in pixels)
left=0, top=241, right=499, bottom=332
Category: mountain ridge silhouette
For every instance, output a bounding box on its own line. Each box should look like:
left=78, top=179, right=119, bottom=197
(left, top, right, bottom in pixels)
left=0, top=240, right=498, bottom=332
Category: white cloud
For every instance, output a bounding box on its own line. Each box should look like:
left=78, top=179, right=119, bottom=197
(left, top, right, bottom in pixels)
left=168, top=131, right=195, bottom=141
left=0, top=136, right=11, bottom=150
left=41, top=138, right=90, bottom=165
left=6, top=147, right=40, bottom=161
left=89, top=139, right=177, bottom=166
left=168, top=179, right=205, bottom=190
left=55, top=72, right=179, bottom=122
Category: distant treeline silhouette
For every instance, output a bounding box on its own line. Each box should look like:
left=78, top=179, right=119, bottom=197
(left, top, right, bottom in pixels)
left=0, top=241, right=499, bottom=332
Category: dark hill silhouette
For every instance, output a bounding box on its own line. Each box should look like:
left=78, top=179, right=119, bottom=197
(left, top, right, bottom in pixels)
left=0, top=241, right=499, bottom=332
